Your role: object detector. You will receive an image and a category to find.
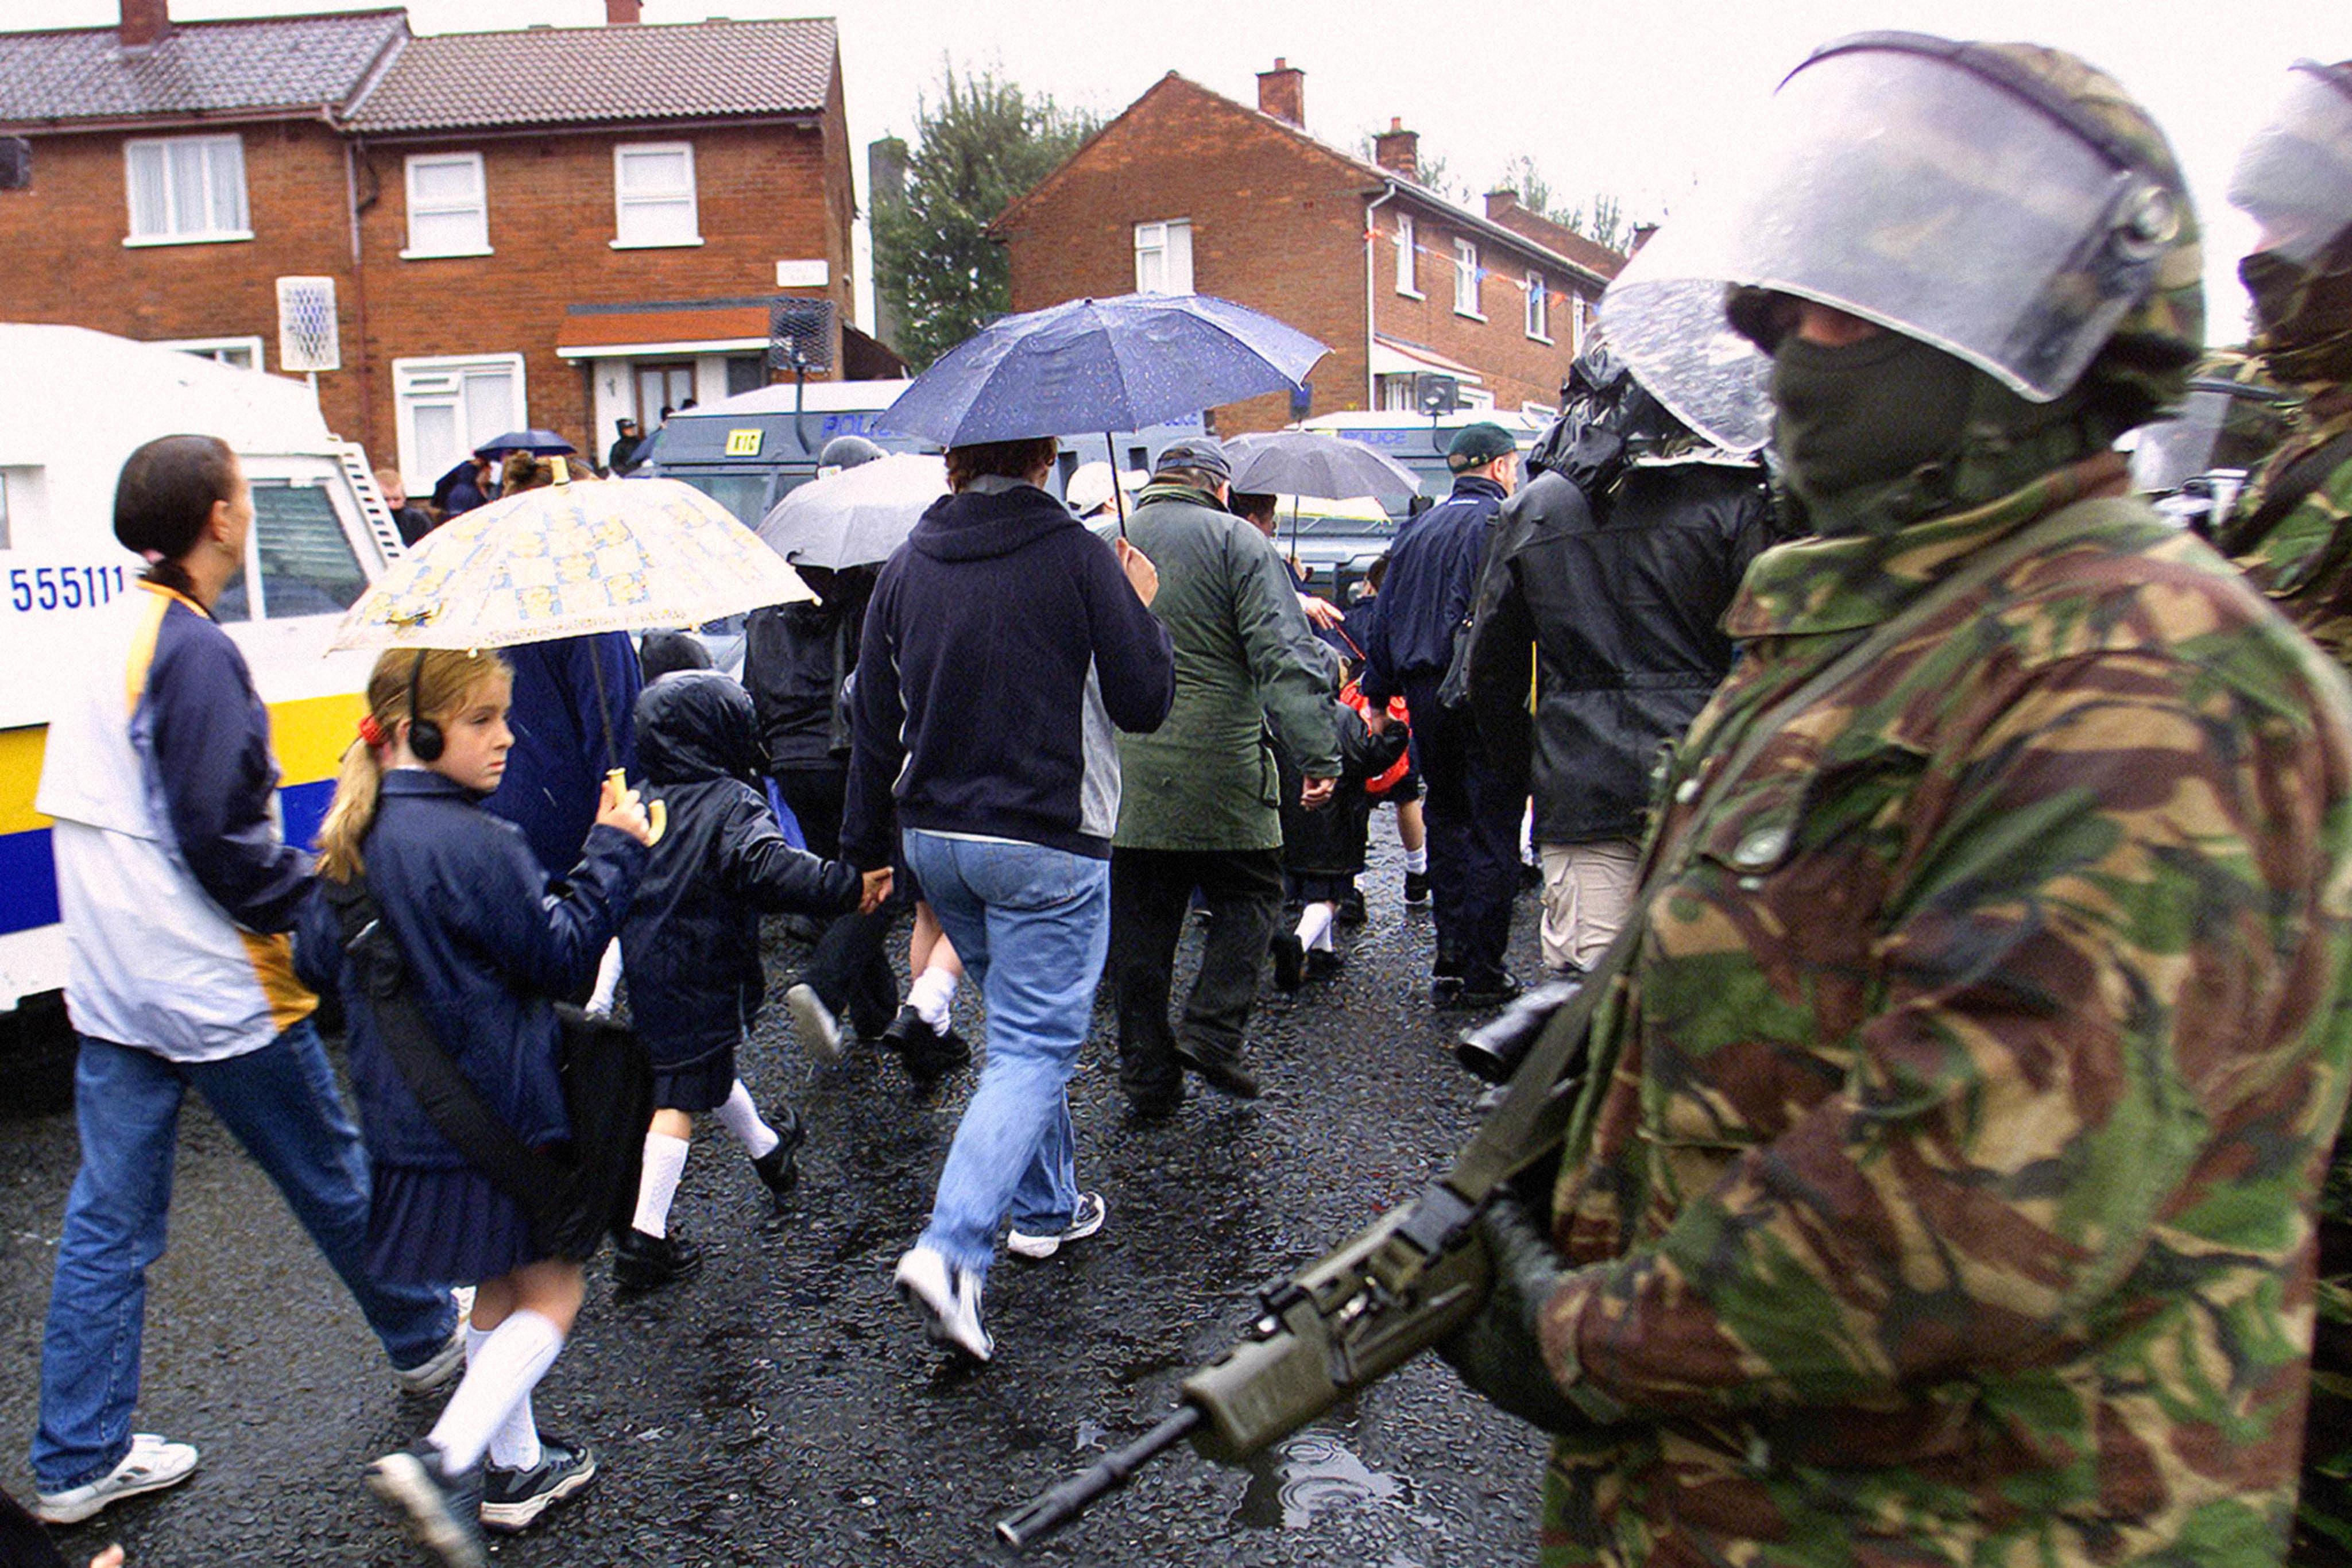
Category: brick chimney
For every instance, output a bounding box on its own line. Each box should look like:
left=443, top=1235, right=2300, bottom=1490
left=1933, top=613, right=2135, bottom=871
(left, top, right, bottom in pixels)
left=1256, top=58, right=1303, bottom=127
left=1630, top=221, right=1659, bottom=254
left=119, top=0, right=171, bottom=49
left=605, top=0, right=641, bottom=22
left=1484, top=190, right=1520, bottom=221
left=1372, top=118, right=1418, bottom=182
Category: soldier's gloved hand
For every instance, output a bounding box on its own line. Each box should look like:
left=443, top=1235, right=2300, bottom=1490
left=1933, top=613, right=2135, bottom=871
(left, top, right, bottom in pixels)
left=1436, top=1194, right=1589, bottom=1436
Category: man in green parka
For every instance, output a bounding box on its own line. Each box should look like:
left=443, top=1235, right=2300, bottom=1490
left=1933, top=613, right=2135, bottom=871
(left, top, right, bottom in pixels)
left=1436, top=36, right=2352, bottom=1567
left=1107, top=439, right=1340, bottom=1115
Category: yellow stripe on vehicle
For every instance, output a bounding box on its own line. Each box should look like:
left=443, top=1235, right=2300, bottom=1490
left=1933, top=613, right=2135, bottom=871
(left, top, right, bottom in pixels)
left=0, top=692, right=365, bottom=838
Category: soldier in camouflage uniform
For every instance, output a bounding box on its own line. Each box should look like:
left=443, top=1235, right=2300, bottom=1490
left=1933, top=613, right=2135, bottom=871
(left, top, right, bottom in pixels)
left=1437, top=36, right=2352, bottom=1567
left=2208, top=59, right=2352, bottom=1566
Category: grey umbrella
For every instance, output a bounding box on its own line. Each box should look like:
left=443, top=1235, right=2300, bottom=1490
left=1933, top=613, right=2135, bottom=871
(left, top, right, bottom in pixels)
left=754, top=452, right=949, bottom=568
left=1223, top=429, right=1422, bottom=504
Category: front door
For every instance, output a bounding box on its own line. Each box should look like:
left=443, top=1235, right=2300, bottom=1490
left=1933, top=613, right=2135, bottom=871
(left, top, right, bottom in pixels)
left=636, top=362, right=697, bottom=425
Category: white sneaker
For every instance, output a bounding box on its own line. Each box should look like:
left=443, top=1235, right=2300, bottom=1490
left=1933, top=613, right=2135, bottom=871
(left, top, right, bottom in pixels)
left=36, top=1433, right=200, bottom=1524
left=893, top=1245, right=992, bottom=1361
left=1007, top=1191, right=1107, bottom=1261
left=786, top=982, right=844, bottom=1064
left=393, top=1286, right=477, bottom=1395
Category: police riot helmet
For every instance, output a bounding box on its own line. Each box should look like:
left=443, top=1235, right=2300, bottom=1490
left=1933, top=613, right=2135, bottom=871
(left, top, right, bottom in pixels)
left=817, top=434, right=886, bottom=473
left=1598, top=34, right=2202, bottom=452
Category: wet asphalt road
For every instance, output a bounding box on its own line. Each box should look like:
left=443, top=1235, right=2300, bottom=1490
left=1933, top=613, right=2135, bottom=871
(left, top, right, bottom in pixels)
left=1, top=838, right=1553, bottom=1566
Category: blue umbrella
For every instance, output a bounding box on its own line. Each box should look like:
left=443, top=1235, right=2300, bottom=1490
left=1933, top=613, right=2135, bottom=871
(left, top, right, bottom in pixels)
left=875, top=294, right=1329, bottom=447
left=474, top=428, right=578, bottom=458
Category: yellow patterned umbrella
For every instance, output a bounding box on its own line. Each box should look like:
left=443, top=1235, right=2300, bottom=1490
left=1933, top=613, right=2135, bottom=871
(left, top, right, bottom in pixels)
left=331, top=474, right=813, bottom=652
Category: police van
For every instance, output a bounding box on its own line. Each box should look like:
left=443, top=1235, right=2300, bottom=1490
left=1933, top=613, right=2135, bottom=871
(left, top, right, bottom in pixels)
left=0, top=325, right=401, bottom=1050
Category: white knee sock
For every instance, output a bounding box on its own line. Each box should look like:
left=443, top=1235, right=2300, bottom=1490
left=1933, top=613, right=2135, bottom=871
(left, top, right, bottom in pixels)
left=463, top=1326, right=542, bottom=1471
left=586, top=939, right=623, bottom=1017
left=1404, top=846, right=1428, bottom=873
left=631, top=1131, right=690, bottom=1238
left=716, top=1080, right=779, bottom=1160
left=1297, top=902, right=1336, bottom=953
left=907, top=966, right=958, bottom=1031
left=430, top=1310, right=563, bottom=1474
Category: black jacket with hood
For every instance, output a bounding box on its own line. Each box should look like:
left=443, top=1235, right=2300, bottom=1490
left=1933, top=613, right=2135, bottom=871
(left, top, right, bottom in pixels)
left=1464, top=380, right=1775, bottom=845
left=744, top=567, right=875, bottom=773
left=841, top=477, right=1175, bottom=865
left=623, top=670, right=860, bottom=1067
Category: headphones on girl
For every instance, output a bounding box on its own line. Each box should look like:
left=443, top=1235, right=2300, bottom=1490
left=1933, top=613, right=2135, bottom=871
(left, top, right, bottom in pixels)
left=404, top=651, right=443, bottom=762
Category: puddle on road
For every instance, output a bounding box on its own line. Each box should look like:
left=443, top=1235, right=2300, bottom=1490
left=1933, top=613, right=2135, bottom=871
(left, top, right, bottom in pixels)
left=1233, top=1431, right=1411, bottom=1530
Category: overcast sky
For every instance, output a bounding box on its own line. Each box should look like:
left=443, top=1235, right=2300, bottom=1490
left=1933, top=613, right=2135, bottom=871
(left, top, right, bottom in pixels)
left=15, top=0, right=2351, bottom=340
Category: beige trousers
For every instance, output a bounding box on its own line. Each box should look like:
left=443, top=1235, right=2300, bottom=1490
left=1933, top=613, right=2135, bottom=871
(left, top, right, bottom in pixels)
left=1538, top=839, right=1641, bottom=973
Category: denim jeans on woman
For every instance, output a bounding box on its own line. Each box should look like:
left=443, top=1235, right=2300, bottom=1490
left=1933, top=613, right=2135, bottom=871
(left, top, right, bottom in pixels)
left=900, top=829, right=1109, bottom=1276
left=33, top=1021, right=455, bottom=1493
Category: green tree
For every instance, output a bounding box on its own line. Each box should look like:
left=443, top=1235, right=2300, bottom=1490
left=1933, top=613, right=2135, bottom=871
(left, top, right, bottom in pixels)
left=872, top=65, right=1097, bottom=370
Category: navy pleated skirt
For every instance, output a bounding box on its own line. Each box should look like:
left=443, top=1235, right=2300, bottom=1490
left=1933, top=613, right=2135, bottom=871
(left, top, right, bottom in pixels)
left=652, top=1043, right=736, bottom=1114
left=367, top=1162, right=541, bottom=1286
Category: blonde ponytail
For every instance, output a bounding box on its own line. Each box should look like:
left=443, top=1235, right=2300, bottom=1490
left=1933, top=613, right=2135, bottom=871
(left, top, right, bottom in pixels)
left=314, top=646, right=510, bottom=881
left=313, top=731, right=386, bottom=883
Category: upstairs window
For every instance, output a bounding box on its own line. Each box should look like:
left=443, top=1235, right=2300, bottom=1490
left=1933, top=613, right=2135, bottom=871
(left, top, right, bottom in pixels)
left=613, top=142, right=700, bottom=249
left=1134, top=219, right=1194, bottom=295
left=1394, top=212, right=1419, bottom=296
left=123, top=134, right=249, bottom=245
left=1526, top=269, right=1549, bottom=341
left=1453, top=238, right=1481, bottom=319
left=404, top=152, right=489, bottom=257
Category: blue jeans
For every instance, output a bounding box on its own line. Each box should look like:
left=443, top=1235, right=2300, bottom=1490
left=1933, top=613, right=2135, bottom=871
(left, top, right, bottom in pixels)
left=33, top=1023, right=455, bottom=1493
left=902, top=830, right=1110, bottom=1277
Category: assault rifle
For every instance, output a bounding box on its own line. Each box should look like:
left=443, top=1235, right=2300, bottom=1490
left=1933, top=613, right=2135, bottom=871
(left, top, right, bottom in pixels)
left=996, top=978, right=1595, bottom=1551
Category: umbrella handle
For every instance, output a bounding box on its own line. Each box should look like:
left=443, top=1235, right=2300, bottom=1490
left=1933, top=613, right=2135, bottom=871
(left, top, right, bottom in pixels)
left=608, top=768, right=667, bottom=845
left=1106, top=429, right=1127, bottom=540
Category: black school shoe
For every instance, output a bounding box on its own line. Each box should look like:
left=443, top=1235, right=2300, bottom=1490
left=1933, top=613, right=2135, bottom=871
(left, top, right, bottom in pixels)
left=1442, top=973, right=1523, bottom=1012
left=749, top=1105, right=806, bottom=1207
left=366, top=1442, right=486, bottom=1568
left=883, top=1006, right=972, bottom=1086
left=1270, top=931, right=1305, bottom=992
left=1403, top=870, right=1431, bottom=905
left=613, top=1226, right=703, bottom=1292
left=480, top=1435, right=597, bottom=1533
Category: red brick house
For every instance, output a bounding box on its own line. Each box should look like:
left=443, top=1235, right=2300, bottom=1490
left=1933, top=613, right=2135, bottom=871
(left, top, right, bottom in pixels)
left=0, top=0, right=868, bottom=493
left=992, top=63, right=1626, bottom=435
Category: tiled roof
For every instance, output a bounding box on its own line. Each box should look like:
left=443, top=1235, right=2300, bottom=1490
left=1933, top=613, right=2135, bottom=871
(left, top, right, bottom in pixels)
left=347, top=18, right=835, bottom=133
left=0, top=10, right=405, bottom=126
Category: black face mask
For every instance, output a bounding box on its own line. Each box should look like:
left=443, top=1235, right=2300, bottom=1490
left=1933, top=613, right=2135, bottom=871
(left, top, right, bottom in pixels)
left=1771, top=330, right=1978, bottom=520
left=2242, top=240, right=2352, bottom=386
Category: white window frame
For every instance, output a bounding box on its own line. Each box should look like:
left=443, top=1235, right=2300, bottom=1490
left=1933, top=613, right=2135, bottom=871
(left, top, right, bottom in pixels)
left=1572, top=293, right=1594, bottom=352
left=1453, top=238, right=1483, bottom=321
left=611, top=142, right=702, bottom=250
left=153, top=335, right=267, bottom=371
left=1525, top=269, right=1550, bottom=342
left=1132, top=218, right=1194, bottom=295
left=391, top=352, right=528, bottom=494
left=122, top=133, right=251, bottom=246
left=401, top=152, right=492, bottom=259
left=1394, top=212, right=1420, bottom=298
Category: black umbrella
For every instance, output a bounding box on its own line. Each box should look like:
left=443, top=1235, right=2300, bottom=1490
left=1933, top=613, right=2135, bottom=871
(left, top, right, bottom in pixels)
left=473, top=428, right=578, bottom=458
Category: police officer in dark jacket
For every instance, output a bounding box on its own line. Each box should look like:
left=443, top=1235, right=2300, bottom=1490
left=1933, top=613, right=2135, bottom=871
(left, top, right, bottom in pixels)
left=1464, top=353, right=1774, bottom=975
left=1360, top=422, right=1522, bottom=1005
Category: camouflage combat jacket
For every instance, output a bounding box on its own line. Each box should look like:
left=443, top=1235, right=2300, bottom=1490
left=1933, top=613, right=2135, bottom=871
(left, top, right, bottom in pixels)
left=1534, top=454, right=2352, bottom=1567
left=2220, top=387, right=2352, bottom=1564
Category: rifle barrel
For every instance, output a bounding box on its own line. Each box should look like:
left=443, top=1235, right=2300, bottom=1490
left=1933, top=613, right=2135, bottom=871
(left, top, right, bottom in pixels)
left=995, top=1404, right=1202, bottom=1552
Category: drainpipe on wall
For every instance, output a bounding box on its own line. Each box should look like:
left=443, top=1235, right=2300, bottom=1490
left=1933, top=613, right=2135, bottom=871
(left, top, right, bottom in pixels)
left=342, top=133, right=377, bottom=461
left=1363, top=181, right=1399, bottom=411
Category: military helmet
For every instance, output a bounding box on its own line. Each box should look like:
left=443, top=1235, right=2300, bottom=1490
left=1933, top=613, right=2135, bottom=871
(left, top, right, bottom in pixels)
left=1598, top=33, right=2202, bottom=450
